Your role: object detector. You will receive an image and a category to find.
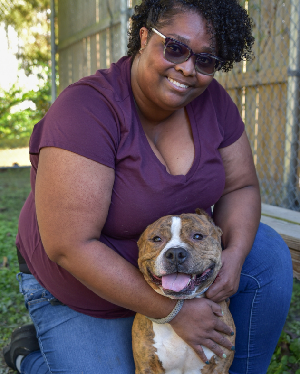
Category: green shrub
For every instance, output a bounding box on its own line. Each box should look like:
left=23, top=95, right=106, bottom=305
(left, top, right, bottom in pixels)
left=0, top=82, right=50, bottom=150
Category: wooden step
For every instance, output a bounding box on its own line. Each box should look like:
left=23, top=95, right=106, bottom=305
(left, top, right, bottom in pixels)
left=261, top=203, right=300, bottom=280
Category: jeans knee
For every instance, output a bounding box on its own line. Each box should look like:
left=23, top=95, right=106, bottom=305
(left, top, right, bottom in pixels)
left=255, top=223, right=292, bottom=262
left=252, top=223, right=292, bottom=277
left=238, top=223, right=293, bottom=302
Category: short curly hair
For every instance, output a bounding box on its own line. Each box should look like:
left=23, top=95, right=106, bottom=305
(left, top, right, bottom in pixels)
left=127, top=0, right=254, bottom=72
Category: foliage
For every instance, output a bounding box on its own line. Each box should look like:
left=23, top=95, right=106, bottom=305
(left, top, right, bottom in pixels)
left=0, top=82, right=50, bottom=149
left=0, top=0, right=51, bottom=77
left=0, top=0, right=54, bottom=148
left=267, top=279, right=300, bottom=374
left=267, top=332, right=300, bottom=374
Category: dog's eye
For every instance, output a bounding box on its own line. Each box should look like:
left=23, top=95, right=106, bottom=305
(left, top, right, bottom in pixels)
left=152, top=236, right=162, bottom=242
left=193, top=233, right=204, bottom=240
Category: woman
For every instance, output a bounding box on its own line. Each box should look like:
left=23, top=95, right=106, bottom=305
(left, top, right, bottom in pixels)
left=4, top=0, right=293, bottom=373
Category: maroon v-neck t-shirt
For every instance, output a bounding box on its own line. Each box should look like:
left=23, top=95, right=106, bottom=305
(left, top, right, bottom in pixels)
left=16, top=56, right=244, bottom=318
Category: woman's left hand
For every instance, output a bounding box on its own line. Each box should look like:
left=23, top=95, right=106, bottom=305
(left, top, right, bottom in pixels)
left=205, top=247, right=243, bottom=303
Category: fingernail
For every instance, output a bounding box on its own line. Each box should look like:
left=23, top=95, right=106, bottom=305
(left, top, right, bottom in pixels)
left=205, top=361, right=210, bottom=365
left=231, top=346, right=235, bottom=351
left=223, top=353, right=227, bottom=359
left=221, top=310, right=224, bottom=315
left=231, top=331, right=234, bottom=336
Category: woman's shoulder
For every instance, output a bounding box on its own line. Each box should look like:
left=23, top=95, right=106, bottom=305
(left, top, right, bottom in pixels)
left=35, top=56, right=133, bottom=136
left=68, top=56, right=132, bottom=104
left=207, top=78, right=233, bottom=107
left=191, top=78, right=239, bottom=120
left=28, top=57, right=135, bottom=167
left=190, top=78, right=244, bottom=148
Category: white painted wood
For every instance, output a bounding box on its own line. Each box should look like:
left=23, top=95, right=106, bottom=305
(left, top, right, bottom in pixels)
left=260, top=204, right=300, bottom=279
left=260, top=215, right=300, bottom=240
left=261, top=203, right=300, bottom=225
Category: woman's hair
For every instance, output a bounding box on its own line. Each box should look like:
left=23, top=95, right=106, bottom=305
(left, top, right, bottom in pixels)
left=127, top=0, right=254, bottom=72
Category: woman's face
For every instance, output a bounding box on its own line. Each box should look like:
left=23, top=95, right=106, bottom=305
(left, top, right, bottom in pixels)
left=132, top=11, right=216, bottom=114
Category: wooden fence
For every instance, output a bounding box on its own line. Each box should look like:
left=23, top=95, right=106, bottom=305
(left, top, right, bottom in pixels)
left=57, top=0, right=129, bottom=89
left=216, top=0, right=300, bottom=211
left=57, top=0, right=300, bottom=211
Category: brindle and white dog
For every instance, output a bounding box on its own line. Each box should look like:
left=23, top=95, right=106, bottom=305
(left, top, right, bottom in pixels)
left=132, top=209, right=235, bottom=374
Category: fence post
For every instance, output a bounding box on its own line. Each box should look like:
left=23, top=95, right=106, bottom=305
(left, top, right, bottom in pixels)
left=120, top=0, right=128, bottom=57
left=283, top=0, right=300, bottom=209
left=50, top=0, right=57, bottom=103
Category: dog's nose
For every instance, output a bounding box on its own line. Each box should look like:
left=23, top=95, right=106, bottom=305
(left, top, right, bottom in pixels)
left=164, top=247, right=188, bottom=264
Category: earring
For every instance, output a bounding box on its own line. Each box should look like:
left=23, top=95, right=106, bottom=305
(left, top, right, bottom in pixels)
left=139, top=43, right=147, bottom=54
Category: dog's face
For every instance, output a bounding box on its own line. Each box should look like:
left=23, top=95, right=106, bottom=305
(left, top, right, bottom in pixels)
left=137, top=211, right=223, bottom=299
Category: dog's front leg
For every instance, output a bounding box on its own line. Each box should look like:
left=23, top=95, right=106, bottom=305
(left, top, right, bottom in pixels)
left=132, top=313, right=165, bottom=374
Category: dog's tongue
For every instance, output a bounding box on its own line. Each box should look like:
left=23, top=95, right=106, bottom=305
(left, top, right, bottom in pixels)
left=162, top=273, right=191, bottom=292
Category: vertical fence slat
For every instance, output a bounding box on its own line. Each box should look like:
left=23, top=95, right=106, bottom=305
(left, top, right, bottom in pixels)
left=90, top=34, right=98, bottom=74
left=256, top=84, right=272, bottom=193
left=244, top=86, right=257, bottom=152
left=99, top=30, right=107, bottom=69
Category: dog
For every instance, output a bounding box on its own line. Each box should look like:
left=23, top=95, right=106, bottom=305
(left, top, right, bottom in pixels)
left=132, top=209, right=235, bottom=374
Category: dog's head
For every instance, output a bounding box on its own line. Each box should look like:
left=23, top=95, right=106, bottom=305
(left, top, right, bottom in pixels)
left=137, top=210, right=223, bottom=299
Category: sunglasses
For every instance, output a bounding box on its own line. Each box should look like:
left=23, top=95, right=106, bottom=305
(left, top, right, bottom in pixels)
left=151, top=28, right=224, bottom=76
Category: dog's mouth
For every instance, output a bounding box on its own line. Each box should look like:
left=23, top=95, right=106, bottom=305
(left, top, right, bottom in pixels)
left=148, top=263, right=215, bottom=293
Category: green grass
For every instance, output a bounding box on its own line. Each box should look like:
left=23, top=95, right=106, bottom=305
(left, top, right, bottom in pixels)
left=0, top=138, right=30, bottom=150
left=0, top=168, right=32, bottom=373
left=0, top=167, right=299, bottom=373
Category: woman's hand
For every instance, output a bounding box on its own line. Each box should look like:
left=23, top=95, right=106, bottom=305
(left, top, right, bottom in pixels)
left=205, top=247, right=243, bottom=303
left=169, top=298, right=234, bottom=363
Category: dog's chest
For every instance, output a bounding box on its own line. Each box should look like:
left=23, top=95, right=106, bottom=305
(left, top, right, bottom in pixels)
left=152, top=322, right=214, bottom=374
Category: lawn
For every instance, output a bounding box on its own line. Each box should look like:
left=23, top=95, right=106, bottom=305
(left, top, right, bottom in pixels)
left=0, top=168, right=32, bottom=374
left=0, top=167, right=299, bottom=373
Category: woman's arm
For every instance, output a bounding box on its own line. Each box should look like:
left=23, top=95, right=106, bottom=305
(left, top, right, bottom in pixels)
left=207, top=131, right=261, bottom=302
left=35, top=146, right=234, bottom=363
left=35, top=146, right=176, bottom=318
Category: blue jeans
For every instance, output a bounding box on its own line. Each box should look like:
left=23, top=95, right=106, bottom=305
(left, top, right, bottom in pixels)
left=18, top=223, right=293, bottom=374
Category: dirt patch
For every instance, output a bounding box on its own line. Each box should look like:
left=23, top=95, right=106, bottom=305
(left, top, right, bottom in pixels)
left=0, top=148, right=30, bottom=167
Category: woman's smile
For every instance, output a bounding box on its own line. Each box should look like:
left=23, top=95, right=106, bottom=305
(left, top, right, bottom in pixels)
left=167, top=77, right=190, bottom=90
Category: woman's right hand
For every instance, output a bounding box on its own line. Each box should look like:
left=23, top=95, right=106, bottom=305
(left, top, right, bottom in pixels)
left=169, top=298, right=234, bottom=363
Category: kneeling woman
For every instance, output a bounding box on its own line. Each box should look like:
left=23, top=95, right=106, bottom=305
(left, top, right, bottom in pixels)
left=4, top=0, right=293, bottom=373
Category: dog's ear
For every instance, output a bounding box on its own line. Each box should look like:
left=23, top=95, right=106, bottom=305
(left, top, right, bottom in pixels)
left=195, top=208, right=214, bottom=224
left=137, top=233, right=145, bottom=251
left=195, top=208, right=223, bottom=237
left=195, top=208, right=203, bottom=216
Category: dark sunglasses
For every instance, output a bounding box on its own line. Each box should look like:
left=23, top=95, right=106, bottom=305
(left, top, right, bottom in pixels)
left=151, top=27, right=224, bottom=76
